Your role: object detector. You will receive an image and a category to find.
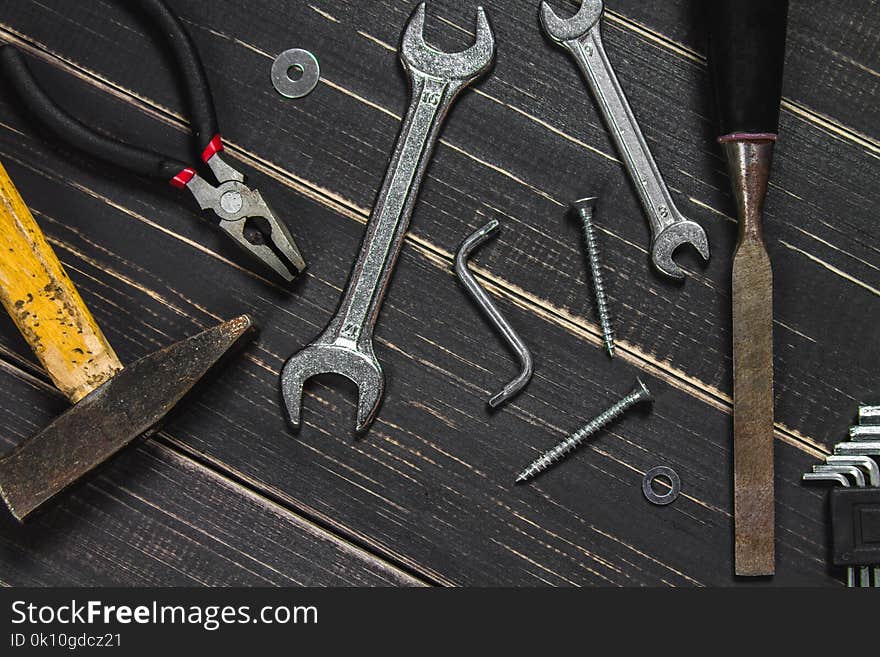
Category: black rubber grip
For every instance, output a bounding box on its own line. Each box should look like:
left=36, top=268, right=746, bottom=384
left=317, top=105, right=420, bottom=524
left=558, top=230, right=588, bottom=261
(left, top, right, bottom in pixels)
left=0, top=46, right=188, bottom=181
left=707, top=0, right=789, bottom=137
left=126, top=0, right=220, bottom=156
left=830, top=488, right=880, bottom=567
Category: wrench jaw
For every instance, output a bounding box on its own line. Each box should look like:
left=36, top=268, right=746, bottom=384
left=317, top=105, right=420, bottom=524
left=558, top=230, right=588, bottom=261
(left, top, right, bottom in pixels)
left=401, top=3, right=496, bottom=82
left=651, top=220, right=710, bottom=279
left=541, top=1, right=711, bottom=282
left=280, top=344, right=385, bottom=433
left=278, top=5, right=496, bottom=435
left=539, top=0, right=603, bottom=44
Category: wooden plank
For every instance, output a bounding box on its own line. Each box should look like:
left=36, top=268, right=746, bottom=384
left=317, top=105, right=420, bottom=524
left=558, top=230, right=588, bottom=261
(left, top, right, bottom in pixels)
left=0, top=0, right=871, bottom=585
left=0, top=122, right=839, bottom=585
left=0, top=362, right=422, bottom=586
left=606, top=0, right=880, bottom=142
left=0, top=0, right=875, bottom=448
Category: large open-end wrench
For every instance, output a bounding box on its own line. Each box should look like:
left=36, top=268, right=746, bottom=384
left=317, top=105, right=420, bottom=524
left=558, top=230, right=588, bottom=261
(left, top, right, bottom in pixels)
left=540, top=0, right=709, bottom=279
left=281, top=3, right=495, bottom=432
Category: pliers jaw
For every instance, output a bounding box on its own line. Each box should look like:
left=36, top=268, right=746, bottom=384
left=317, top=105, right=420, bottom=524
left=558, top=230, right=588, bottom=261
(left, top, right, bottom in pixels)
left=0, top=2, right=308, bottom=287
left=186, top=153, right=306, bottom=283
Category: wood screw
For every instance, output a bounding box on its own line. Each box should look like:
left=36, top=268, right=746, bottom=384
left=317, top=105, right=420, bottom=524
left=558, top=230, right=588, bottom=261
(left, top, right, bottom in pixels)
left=516, top=378, right=652, bottom=483
left=573, top=198, right=615, bottom=357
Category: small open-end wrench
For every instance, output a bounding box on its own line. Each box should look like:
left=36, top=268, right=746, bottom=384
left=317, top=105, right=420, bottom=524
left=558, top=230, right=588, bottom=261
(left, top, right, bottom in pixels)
left=281, top=3, right=495, bottom=432
left=540, top=0, right=709, bottom=279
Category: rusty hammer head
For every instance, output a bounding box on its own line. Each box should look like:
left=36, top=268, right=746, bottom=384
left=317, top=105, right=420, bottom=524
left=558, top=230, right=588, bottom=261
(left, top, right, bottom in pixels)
left=0, top=160, right=256, bottom=521
left=0, top=315, right=254, bottom=520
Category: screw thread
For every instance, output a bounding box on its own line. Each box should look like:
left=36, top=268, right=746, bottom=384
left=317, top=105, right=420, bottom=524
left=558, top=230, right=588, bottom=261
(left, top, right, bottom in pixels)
left=576, top=203, right=615, bottom=357
left=516, top=380, right=651, bottom=483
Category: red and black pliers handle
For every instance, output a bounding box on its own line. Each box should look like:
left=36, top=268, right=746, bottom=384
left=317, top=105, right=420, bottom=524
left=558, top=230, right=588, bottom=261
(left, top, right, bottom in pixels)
left=0, top=0, right=305, bottom=282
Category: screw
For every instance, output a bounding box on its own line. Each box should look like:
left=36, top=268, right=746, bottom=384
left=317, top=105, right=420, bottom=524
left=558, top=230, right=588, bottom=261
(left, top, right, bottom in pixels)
left=572, top=198, right=615, bottom=357
left=515, top=378, right=652, bottom=484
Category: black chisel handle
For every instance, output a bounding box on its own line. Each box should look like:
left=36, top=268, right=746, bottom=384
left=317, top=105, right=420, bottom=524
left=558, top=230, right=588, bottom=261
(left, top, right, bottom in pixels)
left=707, top=0, right=789, bottom=139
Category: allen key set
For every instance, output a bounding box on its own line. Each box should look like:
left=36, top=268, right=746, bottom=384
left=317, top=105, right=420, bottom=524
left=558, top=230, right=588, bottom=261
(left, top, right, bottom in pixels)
left=804, top=406, right=880, bottom=587
left=0, top=0, right=868, bottom=587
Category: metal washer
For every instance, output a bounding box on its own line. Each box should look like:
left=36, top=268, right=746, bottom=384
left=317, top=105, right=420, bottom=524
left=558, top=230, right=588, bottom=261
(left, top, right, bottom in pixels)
left=642, top=466, right=680, bottom=505
left=271, top=49, right=320, bottom=99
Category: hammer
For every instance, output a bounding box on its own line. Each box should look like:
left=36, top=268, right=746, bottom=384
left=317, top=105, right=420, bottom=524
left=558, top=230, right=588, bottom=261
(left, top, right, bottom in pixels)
left=0, top=160, right=255, bottom=521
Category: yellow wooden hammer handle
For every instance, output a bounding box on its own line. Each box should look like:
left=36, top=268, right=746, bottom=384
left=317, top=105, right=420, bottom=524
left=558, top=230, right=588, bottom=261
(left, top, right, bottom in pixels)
left=0, top=160, right=122, bottom=403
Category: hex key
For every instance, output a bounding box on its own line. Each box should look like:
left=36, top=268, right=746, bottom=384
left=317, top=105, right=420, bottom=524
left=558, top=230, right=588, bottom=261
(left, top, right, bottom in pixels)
left=454, top=219, right=533, bottom=408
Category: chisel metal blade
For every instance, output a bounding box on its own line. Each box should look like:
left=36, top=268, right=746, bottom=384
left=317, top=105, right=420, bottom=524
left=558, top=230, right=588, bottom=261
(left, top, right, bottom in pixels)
left=733, top=230, right=775, bottom=575
left=726, top=139, right=776, bottom=576
left=0, top=315, right=255, bottom=521
left=709, top=0, right=787, bottom=577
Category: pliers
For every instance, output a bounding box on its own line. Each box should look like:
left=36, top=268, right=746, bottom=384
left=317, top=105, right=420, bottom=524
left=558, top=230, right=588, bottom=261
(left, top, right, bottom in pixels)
left=0, top=0, right=305, bottom=283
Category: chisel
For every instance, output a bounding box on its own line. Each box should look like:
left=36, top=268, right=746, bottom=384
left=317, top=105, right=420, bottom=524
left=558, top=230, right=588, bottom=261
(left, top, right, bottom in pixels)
left=708, top=0, right=789, bottom=576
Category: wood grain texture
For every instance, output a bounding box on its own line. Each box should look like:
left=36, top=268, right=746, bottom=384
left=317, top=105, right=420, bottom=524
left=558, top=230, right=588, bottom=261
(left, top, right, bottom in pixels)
left=0, top=0, right=875, bottom=586
left=608, top=0, right=880, bottom=142
left=0, top=363, right=422, bottom=586
left=0, top=160, right=121, bottom=402
left=2, top=0, right=876, bottom=446
left=0, top=130, right=839, bottom=586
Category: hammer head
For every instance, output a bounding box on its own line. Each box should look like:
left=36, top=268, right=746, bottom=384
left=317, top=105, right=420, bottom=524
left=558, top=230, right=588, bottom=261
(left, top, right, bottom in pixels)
left=401, top=3, right=495, bottom=83
left=0, top=315, right=256, bottom=521
left=540, top=0, right=603, bottom=44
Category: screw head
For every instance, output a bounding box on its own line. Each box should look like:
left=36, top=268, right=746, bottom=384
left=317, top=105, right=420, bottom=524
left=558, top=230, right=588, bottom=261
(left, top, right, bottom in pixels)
left=571, top=197, right=598, bottom=218
left=635, top=377, right=653, bottom=403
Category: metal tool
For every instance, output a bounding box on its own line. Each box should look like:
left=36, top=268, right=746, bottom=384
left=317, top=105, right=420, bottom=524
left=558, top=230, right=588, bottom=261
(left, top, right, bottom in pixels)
left=802, top=471, right=856, bottom=587
left=571, top=198, right=614, bottom=357
left=826, top=455, right=880, bottom=586
left=849, top=406, right=880, bottom=439
left=454, top=219, right=533, bottom=408
left=642, top=465, right=680, bottom=506
left=830, top=444, right=880, bottom=581
left=540, top=0, right=709, bottom=279
left=0, top=161, right=255, bottom=521
left=813, top=464, right=864, bottom=489
left=830, top=486, right=880, bottom=588
left=813, top=463, right=872, bottom=586
left=850, top=425, right=880, bottom=440
left=0, top=0, right=305, bottom=283
left=826, top=455, right=879, bottom=487
left=516, top=378, right=652, bottom=483
left=835, top=441, right=880, bottom=456
left=280, top=3, right=495, bottom=432
left=272, top=49, right=321, bottom=99
left=804, top=415, right=880, bottom=588
left=859, top=405, right=880, bottom=425
left=708, top=0, right=789, bottom=577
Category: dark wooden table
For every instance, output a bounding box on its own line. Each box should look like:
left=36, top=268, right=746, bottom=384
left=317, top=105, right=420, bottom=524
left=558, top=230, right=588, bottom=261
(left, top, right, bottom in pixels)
left=0, top=0, right=876, bottom=587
